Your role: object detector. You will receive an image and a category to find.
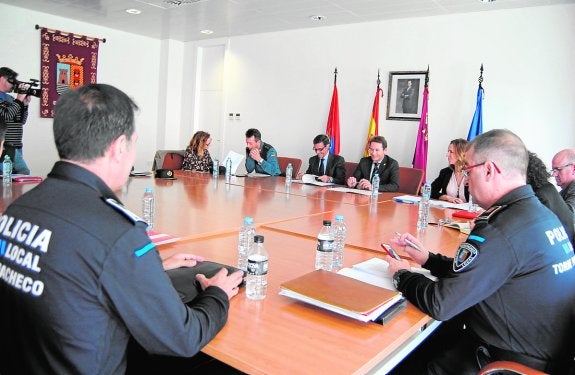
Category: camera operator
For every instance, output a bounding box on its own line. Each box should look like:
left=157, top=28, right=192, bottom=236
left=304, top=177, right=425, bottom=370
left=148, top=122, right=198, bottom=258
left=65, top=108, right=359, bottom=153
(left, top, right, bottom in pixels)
left=0, top=67, right=32, bottom=175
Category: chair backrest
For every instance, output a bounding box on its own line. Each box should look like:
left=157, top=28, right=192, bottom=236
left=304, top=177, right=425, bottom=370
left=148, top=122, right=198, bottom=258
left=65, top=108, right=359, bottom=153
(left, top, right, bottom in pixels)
left=344, top=161, right=358, bottom=180
left=161, top=152, right=184, bottom=170
left=398, top=167, right=424, bottom=195
left=277, top=157, right=302, bottom=178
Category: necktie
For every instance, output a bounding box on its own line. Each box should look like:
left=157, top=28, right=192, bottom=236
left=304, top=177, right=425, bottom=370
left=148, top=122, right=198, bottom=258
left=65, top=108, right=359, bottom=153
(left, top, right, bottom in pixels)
left=320, top=158, right=326, bottom=176
left=371, top=163, right=380, bottom=181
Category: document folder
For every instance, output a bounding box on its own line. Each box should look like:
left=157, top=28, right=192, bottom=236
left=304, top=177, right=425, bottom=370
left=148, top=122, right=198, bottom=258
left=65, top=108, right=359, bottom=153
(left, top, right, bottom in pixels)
left=279, top=269, right=404, bottom=322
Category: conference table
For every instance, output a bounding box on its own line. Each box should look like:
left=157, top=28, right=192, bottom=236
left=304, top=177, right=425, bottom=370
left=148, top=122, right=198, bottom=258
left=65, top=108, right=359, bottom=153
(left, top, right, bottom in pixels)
left=0, top=171, right=470, bottom=374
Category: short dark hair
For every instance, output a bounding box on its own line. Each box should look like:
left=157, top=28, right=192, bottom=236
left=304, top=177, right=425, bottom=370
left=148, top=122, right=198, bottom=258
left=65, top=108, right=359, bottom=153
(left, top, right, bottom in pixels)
left=370, top=135, right=387, bottom=149
left=53, top=84, right=138, bottom=162
left=0, top=67, right=18, bottom=83
left=313, top=134, right=330, bottom=146
left=245, top=128, right=261, bottom=141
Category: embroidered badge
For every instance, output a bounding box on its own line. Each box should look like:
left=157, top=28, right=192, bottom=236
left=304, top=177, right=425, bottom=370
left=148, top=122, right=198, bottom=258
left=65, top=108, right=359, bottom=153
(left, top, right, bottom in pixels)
left=453, top=242, right=479, bottom=272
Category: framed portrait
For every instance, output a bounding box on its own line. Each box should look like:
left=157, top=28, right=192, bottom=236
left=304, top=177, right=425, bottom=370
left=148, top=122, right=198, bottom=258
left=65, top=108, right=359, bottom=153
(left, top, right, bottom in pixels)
left=386, top=71, right=427, bottom=121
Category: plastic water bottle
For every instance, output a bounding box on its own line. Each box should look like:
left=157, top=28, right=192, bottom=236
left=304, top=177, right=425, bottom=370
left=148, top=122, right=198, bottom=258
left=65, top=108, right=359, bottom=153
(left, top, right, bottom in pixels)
left=417, top=181, right=432, bottom=229
left=142, top=187, right=155, bottom=230
left=225, top=157, right=232, bottom=183
left=468, top=195, right=478, bottom=212
left=285, top=163, right=293, bottom=187
left=371, top=173, right=380, bottom=198
left=237, top=217, right=255, bottom=271
left=212, top=159, right=219, bottom=177
left=315, top=220, right=334, bottom=271
left=246, top=235, right=269, bottom=300
left=2, top=155, right=12, bottom=185
left=332, top=215, right=347, bottom=268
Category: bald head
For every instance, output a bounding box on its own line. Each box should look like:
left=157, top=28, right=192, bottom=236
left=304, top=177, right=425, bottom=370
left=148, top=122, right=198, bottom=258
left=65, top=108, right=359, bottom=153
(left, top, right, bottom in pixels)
left=551, top=149, right=575, bottom=189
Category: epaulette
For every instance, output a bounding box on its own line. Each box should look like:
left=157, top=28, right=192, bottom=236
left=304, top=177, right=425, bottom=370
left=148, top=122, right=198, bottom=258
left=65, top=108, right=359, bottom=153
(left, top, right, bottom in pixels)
left=474, top=204, right=507, bottom=225
left=104, top=198, right=145, bottom=224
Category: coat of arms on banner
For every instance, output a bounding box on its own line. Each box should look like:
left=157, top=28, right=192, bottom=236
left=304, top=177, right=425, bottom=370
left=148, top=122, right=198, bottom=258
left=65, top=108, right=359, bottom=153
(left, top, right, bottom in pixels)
left=40, top=27, right=99, bottom=118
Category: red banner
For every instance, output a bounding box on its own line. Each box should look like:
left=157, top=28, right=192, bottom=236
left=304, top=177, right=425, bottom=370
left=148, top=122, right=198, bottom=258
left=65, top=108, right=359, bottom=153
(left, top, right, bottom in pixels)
left=40, top=28, right=99, bottom=118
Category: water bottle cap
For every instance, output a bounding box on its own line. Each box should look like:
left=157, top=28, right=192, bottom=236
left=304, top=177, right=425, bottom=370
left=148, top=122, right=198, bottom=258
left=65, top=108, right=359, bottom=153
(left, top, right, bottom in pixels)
left=145, top=187, right=152, bottom=193
left=244, top=217, right=253, bottom=224
left=3, top=155, right=10, bottom=161
left=323, top=220, right=332, bottom=226
left=287, top=163, right=292, bottom=167
left=335, top=215, right=344, bottom=221
left=254, top=235, right=264, bottom=243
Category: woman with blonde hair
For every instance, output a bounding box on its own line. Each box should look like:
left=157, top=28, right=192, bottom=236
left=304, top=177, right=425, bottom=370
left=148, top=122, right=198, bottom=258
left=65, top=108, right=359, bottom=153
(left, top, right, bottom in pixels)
left=182, top=131, right=213, bottom=172
left=431, top=138, right=469, bottom=203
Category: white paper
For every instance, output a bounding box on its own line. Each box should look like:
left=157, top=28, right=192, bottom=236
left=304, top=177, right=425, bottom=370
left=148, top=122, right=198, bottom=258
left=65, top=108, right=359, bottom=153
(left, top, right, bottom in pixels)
left=328, top=187, right=374, bottom=196
left=292, top=174, right=335, bottom=186
left=224, top=150, right=245, bottom=175
left=347, top=257, right=437, bottom=291
left=393, top=195, right=469, bottom=210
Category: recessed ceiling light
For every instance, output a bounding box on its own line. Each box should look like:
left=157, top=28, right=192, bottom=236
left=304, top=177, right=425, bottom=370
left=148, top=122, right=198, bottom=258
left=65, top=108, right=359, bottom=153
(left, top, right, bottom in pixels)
left=125, top=8, right=142, bottom=15
left=479, top=0, right=496, bottom=3
left=200, top=29, right=214, bottom=35
left=309, top=15, right=326, bottom=21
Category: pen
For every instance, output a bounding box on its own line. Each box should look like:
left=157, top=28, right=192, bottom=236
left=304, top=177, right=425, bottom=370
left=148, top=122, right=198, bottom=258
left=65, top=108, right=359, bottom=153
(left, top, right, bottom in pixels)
left=394, top=198, right=416, bottom=205
left=394, top=232, right=422, bottom=252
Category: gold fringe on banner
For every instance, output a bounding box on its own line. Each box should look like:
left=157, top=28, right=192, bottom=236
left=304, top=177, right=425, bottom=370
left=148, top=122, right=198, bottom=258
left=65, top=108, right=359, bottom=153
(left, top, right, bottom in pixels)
left=35, top=24, right=106, bottom=43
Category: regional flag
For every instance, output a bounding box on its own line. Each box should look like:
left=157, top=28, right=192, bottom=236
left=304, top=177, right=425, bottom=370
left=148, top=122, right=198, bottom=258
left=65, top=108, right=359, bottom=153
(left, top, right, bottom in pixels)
left=326, top=83, right=340, bottom=154
left=467, top=85, right=483, bottom=141
left=364, top=87, right=383, bottom=157
left=413, top=84, right=429, bottom=181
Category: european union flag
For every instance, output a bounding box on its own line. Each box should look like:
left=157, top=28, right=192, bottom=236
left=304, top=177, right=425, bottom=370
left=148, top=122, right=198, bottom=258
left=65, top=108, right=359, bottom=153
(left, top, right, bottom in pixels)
left=467, top=86, right=483, bottom=141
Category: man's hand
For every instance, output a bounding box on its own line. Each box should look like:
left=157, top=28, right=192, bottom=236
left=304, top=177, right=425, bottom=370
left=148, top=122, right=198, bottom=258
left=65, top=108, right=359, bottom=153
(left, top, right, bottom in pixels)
left=384, top=256, right=411, bottom=276
left=389, top=232, right=429, bottom=266
left=347, top=176, right=357, bottom=188
left=196, top=268, right=244, bottom=300
left=317, top=175, right=330, bottom=183
left=249, top=148, right=262, bottom=163
left=161, top=253, right=205, bottom=271
left=357, top=178, right=372, bottom=190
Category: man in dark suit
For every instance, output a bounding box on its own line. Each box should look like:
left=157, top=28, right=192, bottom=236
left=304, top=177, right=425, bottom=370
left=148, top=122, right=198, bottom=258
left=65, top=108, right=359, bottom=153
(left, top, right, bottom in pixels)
left=298, top=134, right=346, bottom=184
left=346, top=135, right=399, bottom=192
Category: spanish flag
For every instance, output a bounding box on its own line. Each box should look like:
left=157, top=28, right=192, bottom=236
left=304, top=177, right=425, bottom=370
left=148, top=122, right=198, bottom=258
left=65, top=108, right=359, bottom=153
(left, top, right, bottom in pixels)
left=364, top=87, right=383, bottom=157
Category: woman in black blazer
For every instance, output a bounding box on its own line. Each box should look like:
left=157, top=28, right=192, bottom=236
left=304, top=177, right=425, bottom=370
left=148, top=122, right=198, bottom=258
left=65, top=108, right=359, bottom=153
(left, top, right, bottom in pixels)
left=431, top=138, right=469, bottom=203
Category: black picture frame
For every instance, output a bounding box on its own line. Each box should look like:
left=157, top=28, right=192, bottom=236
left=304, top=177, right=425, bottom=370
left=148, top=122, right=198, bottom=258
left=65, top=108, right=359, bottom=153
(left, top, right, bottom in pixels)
left=386, top=71, right=426, bottom=121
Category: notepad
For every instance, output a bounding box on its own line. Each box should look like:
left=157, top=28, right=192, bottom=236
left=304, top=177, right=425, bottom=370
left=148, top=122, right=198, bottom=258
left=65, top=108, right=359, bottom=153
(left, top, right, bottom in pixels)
left=279, top=269, right=404, bottom=322
left=328, top=186, right=374, bottom=196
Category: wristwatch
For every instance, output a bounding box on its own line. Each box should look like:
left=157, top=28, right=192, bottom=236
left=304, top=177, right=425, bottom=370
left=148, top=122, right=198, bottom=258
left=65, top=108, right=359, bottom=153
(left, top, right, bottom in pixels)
left=392, top=269, right=410, bottom=290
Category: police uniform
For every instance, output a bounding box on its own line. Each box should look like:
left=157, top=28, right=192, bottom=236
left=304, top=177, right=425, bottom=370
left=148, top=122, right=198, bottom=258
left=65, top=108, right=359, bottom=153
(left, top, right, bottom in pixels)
left=0, top=161, right=230, bottom=375
left=394, top=185, right=575, bottom=374
left=245, top=141, right=281, bottom=176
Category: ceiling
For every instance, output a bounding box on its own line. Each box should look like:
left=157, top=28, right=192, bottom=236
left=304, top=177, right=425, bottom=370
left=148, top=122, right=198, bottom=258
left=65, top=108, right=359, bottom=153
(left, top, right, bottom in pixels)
left=3, top=0, right=574, bottom=42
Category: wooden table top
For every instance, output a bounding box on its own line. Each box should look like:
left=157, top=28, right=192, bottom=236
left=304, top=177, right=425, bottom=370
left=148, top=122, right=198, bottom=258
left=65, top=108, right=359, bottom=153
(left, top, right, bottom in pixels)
left=159, top=229, right=434, bottom=375
left=263, top=201, right=468, bottom=258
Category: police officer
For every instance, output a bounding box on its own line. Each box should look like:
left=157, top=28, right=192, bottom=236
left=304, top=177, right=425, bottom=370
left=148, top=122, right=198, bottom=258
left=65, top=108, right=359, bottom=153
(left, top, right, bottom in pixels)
left=0, top=84, right=243, bottom=374
left=245, top=128, right=281, bottom=175
left=387, top=129, right=575, bottom=374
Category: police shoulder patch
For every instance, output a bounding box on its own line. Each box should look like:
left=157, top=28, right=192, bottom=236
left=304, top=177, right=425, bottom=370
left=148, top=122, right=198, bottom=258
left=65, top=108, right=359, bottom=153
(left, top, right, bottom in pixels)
left=104, top=198, right=145, bottom=224
left=453, top=242, right=479, bottom=272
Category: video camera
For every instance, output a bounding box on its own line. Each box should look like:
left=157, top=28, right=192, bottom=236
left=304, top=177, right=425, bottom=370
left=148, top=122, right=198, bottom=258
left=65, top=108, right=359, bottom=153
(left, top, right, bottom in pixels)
left=14, top=79, right=42, bottom=98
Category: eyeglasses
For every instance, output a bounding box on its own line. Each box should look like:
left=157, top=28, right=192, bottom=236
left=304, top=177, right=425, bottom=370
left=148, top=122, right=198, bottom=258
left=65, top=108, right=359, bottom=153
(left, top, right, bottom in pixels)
left=462, top=161, right=501, bottom=178
left=313, top=145, right=327, bottom=153
left=550, top=163, right=573, bottom=175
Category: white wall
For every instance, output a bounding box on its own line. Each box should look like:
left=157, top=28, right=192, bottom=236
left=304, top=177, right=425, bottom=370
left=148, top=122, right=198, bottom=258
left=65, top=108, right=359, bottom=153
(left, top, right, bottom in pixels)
left=3, top=3, right=575, bottom=180
left=187, top=4, right=575, bottom=181
left=1, top=3, right=164, bottom=174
